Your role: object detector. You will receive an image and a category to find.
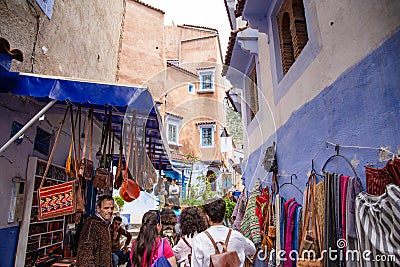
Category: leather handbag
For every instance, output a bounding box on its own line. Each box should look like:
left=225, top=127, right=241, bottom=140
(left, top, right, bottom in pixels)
left=93, top=168, right=110, bottom=189
left=78, top=106, right=94, bottom=180
left=204, top=229, right=241, bottom=267
left=38, top=107, right=77, bottom=220
left=93, top=110, right=114, bottom=189
left=297, top=174, right=323, bottom=267
left=119, top=109, right=140, bottom=202
left=75, top=178, right=86, bottom=212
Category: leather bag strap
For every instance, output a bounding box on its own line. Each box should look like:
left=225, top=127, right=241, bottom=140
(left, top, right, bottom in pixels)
left=69, top=103, right=78, bottom=174
left=106, top=125, right=113, bottom=173
left=204, top=231, right=220, bottom=254
left=89, top=105, right=93, bottom=161
left=182, top=236, right=192, bottom=249
left=40, top=105, right=69, bottom=189
left=123, top=110, right=136, bottom=181
left=99, top=108, right=108, bottom=155
left=77, top=104, right=81, bottom=160
left=73, top=105, right=81, bottom=169
left=204, top=229, right=232, bottom=254
left=81, top=109, right=90, bottom=160
left=225, top=228, right=232, bottom=246
left=107, top=110, right=113, bottom=158
left=101, top=109, right=109, bottom=167
left=117, top=126, right=123, bottom=169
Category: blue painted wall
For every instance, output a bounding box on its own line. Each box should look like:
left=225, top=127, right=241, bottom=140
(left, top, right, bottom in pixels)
left=243, top=30, right=400, bottom=201
left=0, top=226, right=19, bottom=267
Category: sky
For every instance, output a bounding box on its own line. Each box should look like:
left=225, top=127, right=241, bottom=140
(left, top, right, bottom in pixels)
left=143, top=0, right=231, bottom=57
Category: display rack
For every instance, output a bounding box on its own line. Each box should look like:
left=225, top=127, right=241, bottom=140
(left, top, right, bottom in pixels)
left=15, top=157, right=68, bottom=267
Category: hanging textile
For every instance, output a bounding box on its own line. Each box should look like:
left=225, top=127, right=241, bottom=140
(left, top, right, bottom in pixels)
left=256, top=187, right=270, bottom=231
left=340, top=176, right=349, bottom=240
left=355, top=184, right=400, bottom=267
left=366, top=158, right=400, bottom=196
left=241, top=188, right=262, bottom=245
left=334, top=174, right=341, bottom=244
left=283, top=200, right=300, bottom=267
left=292, top=205, right=302, bottom=261
left=275, top=194, right=282, bottom=267
left=324, top=172, right=340, bottom=267
left=279, top=196, right=286, bottom=264
left=297, top=173, right=322, bottom=267
left=232, top=189, right=247, bottom=231
left=346, top=176, right=363, bottom=267
left=314, top=180, right=325, bottom=248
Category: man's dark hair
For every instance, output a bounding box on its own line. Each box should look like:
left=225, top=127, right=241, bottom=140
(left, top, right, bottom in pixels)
left=113, top=216, right=122, bottom=223
left=96, top=195, right=114, bottom=208
left=203, top=197, right=226, bottom=223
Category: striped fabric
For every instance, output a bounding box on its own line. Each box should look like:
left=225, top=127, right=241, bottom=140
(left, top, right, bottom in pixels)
left=324, top=172, right=340, bottom=267
left=355, top=184, right=400, bottom=267
left=366, top=158, right=400, bottom=196
left=346, top=176, right=363, bottom=267
left=240, top=189, right=262, bottom=244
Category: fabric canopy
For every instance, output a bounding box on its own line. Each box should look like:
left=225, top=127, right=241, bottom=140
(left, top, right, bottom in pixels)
left=163, top=170, right=181, bottom=181
left=0, top=71, right=172, bottom=170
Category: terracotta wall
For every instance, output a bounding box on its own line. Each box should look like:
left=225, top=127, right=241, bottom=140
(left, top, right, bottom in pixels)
left=118, top=0, right=165, bottom=95
left=0, top=0, right=124, bottom=82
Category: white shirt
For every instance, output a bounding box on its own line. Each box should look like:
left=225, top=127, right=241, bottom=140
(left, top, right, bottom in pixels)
left=191, top=225, right=256, bottom=267
left=169, top=184, right=180, bottom=196
left=173, top=233, right=197, bottom=266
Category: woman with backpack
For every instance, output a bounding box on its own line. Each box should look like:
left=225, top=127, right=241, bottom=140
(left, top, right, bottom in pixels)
left=131, top=210, right=178, bottom=267
left=172, top=206, right=207, bottom=267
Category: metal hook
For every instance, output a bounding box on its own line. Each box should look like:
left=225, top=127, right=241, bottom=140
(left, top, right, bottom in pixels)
left=335, top=144, right=340, bottom=155
left=290, top=174, right=298, bottom=184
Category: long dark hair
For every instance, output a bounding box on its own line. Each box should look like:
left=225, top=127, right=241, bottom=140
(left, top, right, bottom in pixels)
left=132, top=210, right=160, bottom=267
left=180, top=206, right=207, bottom=238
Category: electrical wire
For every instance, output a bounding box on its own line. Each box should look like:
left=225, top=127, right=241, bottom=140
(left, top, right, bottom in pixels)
left=26, top=0, right=41, bottom=73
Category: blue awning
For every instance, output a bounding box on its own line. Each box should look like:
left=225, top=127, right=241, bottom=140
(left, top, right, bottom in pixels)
left=0, top=71, right=172, bottom=170
left=163, top=170, right=181, bottom=181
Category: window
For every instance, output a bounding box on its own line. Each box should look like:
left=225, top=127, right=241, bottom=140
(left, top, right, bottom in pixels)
left=168, top=124, right=178, bottom=143
left=277, top=0, right=308, bottom=75
left=197, top=122, right=216, bottom=148
left=165, top=113, right=183, bottom=146
left=201, top=74, right=213, bottom=90
left=188, top=83, right=195, bottom=94
left=167, top=59, right=179, bottom=66
left=34, top=127, right=51, bottom=156
left=10, top=121, right=24, bottom=144
left=249, top=67, right=259, bottom=120
left=201, top=127, right=213, bottom=147
left=197, top=68, right=216, bottom=92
